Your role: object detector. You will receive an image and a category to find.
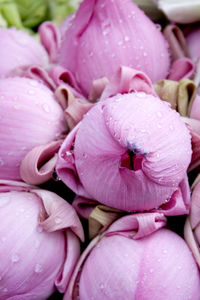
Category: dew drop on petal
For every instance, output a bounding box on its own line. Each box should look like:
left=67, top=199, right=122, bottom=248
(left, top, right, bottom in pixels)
left=29, top=81, right=38, bottom=87
left=37, top=226, right=43, bottom=233
left=11, top=253, right=20, bottom=263
left=55, top=217, right=62, bottom=224
left=34, top=263, right=43, bottom=273
left=157, top=123, right=162, bottom=128
left=42, top=103, right=50, bottom=113
left=66, top=151, right=72, bottom=156
left=124, top=36, right=130, bottom=42
left=157, top=111, right=162, bottom=117
left=150, top=268, right=154, bottom=273
left=28, top=90, right=35, bottom=95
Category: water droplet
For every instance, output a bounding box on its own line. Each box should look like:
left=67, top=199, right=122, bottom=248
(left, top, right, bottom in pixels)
left=124, top=253, right=129, bottom=257
left=14, top=104, right=20, bottom=110
left=160, top=53, right=164, bottom=58
left=99, top=283, right=104, bottom=290
left=0, top=158, right=4, bottom=166
left=37, top=226, right=43, bottom=233
left=177, top=285, right=181, bottom=289
left=143, top=52, right=147, bottom=57
left=119, top=19, right=123, bottom=23
left=111, top=53, right=115, bottom=58
left=137, top=92, right=146, bottom=98
left=29, top=80, right=38, bottom=87
left=55, top=217, right=62, bottom=224
left=124, top=36, right=130, bottom=42
left=118, top=40, right=123, bottom=46
left=34, top=263, right=43, bottom=273
left=89, top=51, right=94, bottom=57
left=178, top=265, right=182, bottom=270
left=157, top=112, right=162, bottom=117
left=163, top=249, right=167, bottom=254
left=150, top=268, right=154, bottom=273
left=42, top=103, right=50, bottom=113
left=102, top=28, right=110, bottom=36
left=66, top=151, right=72, bottom=156
left=28, top=90, right=35, bottom=95
left=0, top=95, right=5, bottom=100
left=3, top=288, right=8, bottom=293
left=11, top=253, right=20, bottom=263
left=141, top=129, right=146, bottom=133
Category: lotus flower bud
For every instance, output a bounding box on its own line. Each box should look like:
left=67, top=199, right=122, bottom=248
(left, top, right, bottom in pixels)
left=0, top=77, right=67, bottom=181
left=0, top=27, right=48, bottom=77
left=65, top=214, right=200, bottom=300
left=56, top=72, right=192, bottom=211
left=0, top=180, right=84, bottom=299
left=59, top=0, right=170, bottom=96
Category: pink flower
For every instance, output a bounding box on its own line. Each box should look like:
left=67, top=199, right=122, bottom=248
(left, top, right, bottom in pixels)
left=0, top=77, right=67, bottom=181
left=65, top=214, right=200, bottom=300
left=59, top=0, right=170, bottom=96
left=56, top=70, right=192, bottom=211
left=0, top=27, right=48, bottom=77
left=0, top=180, right=84, bottom=299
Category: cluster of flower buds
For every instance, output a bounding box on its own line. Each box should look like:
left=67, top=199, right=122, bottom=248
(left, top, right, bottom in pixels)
left=1, top=0, right=200, bottom=299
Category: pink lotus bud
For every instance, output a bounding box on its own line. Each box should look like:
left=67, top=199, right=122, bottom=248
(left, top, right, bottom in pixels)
left=59, top=0, right=170, bottom=96
left=56, top=79, right=192, bottom=211
left=0, top=77, right=67, bottom=181
left=65, top=214, right=200, bottom=300
left=0, top=180, right=84, bottom=299
left=0, top=27, right=49, bottom=77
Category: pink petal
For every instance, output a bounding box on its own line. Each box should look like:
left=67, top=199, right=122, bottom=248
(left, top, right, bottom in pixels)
left=39, top=21, right=61, bottom=63
left=20, top=140, right=63, bottom=185
left=59, top=0, right=170, bottom=96
left=168, top=58, right=195, bottom=81
left=100, top=66, right=156, bottom=101
left=0, top=27, right=48, bottom=77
